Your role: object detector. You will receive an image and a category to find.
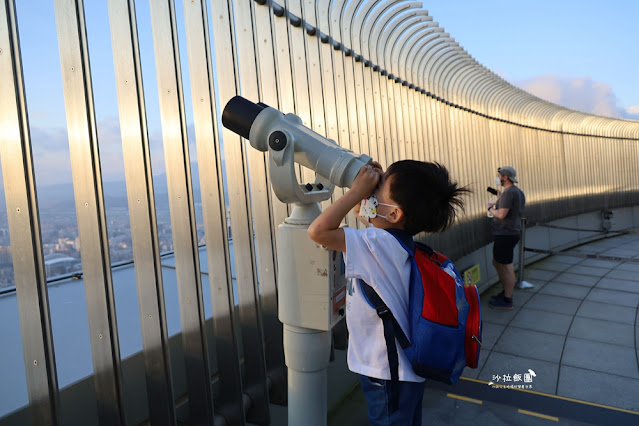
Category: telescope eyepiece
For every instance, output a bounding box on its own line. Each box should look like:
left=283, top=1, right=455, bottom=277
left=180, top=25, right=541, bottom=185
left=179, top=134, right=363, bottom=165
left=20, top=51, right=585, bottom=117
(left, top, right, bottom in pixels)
left=222, top=96, right=267, bottom=139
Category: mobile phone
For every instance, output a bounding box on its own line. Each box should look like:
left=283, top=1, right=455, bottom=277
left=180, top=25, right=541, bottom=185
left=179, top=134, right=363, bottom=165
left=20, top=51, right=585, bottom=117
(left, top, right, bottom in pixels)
left=487, top=187, right=498, bottom=195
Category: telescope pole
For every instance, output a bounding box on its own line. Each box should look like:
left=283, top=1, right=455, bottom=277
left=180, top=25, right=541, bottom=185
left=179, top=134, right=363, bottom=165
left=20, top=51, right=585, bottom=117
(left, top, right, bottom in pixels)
left=279, top=203, right=332, bottom=425
left=284, top=325, right=331, bottom=425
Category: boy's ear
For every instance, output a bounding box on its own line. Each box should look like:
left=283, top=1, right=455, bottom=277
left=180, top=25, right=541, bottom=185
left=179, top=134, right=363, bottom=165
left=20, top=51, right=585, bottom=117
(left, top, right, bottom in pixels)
left=386, top=207, right=404, bottom=224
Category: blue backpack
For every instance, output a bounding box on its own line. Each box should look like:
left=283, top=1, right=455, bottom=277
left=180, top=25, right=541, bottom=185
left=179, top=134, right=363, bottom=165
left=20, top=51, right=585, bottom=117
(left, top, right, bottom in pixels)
left=361, top=229, right=482, bottom=410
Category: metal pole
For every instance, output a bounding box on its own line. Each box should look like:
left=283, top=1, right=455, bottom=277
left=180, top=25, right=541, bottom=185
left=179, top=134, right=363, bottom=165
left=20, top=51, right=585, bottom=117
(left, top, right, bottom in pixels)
left=278, top=202, right=332, bottom=426
left=517, top=217, right=527, bottom=286
left=53, top=0, right=126, bottom=422
left=107, top=0, right=177, bottom=423
left=0, top=1, right=60, bottom=423
left=285, top=324, right=331, bottom=426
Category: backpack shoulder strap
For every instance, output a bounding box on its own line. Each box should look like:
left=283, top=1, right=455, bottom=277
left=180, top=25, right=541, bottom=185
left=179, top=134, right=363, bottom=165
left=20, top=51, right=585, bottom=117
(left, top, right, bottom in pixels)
left=360, top=281, right=409, bottom=413
left=360, top=282, right=410, bottom=349
left=415, top=241, right=444, bottom=266
left=359, top=229, right=416, bottom=413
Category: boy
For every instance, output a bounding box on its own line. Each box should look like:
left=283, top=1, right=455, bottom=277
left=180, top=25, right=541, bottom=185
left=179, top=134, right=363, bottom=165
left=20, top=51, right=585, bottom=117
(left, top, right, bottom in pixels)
left=308, top=160, right=468, bottom=425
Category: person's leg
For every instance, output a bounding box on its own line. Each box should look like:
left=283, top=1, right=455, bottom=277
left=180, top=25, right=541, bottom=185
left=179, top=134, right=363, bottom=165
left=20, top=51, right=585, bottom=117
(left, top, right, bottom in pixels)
left=493, top=259, right=516, bottom=299
left=404, top=381, right=425, bottom=426
left=389, top=380, right=425, bottom=426
left=359, top=376, right=426, bottom=426
left=360, top=375, right=390, bottom=425
left=490, top=235, right=519, bottom=309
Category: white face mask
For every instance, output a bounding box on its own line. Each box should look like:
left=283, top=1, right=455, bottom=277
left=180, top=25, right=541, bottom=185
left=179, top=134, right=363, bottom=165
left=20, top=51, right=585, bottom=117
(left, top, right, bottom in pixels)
left=359, top=193, right=398, bottom=220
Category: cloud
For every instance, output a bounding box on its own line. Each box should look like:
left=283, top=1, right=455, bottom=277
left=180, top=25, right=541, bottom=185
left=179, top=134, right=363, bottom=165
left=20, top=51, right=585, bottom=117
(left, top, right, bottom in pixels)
left=626, top=105, right=639, bottom=120
left=514, top=74, right=639, bottom=121
left=27, top=118, right=202, bottom=186
left=28, top=119, right=130, bottom=186
left=30, top=127, right=74, bottom=185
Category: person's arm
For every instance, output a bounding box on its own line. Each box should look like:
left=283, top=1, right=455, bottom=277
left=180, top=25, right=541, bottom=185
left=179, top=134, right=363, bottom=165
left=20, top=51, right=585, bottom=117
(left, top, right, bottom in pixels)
left=308, top=164, right=382, bottom=251
left=490, top=204, right=510, bottom=220
left=490, top=188, right=511, bottom=219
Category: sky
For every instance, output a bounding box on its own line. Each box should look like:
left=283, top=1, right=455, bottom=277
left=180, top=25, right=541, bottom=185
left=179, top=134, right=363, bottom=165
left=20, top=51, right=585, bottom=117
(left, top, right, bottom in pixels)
left=423, top=0, right=639, bottom=120
left=2, top=0, right=639, bottom=188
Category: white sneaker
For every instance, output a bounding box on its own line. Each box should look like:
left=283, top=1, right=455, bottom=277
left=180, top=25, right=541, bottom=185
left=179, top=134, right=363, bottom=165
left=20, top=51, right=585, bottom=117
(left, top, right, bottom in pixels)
left=516, top=280, right=535, bottom=290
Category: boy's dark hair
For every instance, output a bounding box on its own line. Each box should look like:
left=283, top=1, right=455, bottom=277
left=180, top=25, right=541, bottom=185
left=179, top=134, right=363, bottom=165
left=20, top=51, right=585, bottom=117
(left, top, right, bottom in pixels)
left=386, top=160, right=469, bottom=235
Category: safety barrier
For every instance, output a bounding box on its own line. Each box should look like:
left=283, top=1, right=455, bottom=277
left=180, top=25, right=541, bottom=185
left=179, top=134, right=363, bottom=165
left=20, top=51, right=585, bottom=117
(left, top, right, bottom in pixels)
left=523, top=220, right=639, bottom=264
left=516, top=216, right=639, bottom=292
left=1, top=1, right=639, bottom=425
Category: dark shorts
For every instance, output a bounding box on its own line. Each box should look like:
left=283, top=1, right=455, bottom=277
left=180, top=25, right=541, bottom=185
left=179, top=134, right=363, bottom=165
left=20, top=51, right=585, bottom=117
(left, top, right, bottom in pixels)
left=493, top=234, right=520, bottom=265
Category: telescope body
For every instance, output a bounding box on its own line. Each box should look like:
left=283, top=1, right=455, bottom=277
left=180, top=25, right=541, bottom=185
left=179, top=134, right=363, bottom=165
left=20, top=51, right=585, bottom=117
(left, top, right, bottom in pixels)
left=222, top=96, right=371, bottom=193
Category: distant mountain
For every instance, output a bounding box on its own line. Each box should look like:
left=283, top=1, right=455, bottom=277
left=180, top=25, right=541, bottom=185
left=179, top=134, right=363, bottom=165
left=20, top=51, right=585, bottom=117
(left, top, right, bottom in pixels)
left=3, top=161, right=236, bottom=218
left=30, top=162, right=207, bottom=213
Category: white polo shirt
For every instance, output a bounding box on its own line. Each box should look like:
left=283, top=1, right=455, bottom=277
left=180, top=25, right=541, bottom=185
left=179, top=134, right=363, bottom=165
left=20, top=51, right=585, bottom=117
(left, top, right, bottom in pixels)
left=343, top=226, right=425, bottom=382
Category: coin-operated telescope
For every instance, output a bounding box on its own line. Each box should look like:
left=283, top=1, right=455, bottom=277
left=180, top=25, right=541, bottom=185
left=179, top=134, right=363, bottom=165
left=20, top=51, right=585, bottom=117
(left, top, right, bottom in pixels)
left=222, top=95, right=371, bottom=203
left=223, top=96, right=371, bottom=426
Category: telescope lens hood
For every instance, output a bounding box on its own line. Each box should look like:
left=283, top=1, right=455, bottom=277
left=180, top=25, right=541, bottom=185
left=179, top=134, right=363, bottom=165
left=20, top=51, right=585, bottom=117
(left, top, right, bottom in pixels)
left=222, top=96, right=266, bottom=139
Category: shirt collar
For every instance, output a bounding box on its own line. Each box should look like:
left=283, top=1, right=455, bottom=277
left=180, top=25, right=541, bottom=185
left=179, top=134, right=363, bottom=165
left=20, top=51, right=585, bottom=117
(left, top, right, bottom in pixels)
left=384, top=228, right=415, bottom=252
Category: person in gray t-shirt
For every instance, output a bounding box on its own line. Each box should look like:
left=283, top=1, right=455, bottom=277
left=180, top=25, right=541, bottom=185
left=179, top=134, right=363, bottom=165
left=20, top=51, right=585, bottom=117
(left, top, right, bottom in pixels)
left=492, top=181, right=525, bottom=236
left=487, top=166, right=529, bottom=309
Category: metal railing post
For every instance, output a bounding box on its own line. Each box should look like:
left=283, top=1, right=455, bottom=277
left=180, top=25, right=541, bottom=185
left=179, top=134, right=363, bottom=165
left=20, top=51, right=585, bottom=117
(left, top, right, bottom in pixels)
left=517, top=217, right=527, bottom=286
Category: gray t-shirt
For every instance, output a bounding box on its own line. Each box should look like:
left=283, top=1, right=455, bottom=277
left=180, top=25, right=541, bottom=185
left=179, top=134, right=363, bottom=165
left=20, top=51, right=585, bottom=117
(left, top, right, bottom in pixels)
left=492, top=185, right=526, bottom=236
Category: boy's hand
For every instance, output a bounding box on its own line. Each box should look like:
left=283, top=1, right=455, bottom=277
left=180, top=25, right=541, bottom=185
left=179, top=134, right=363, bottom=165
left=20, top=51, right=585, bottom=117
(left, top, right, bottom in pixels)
left=350, top=164, right=382, bottom=199
left=370, top=161, right=383, bottom=172
left=352, top=162, right=383, bottom=225
left=308, top=161, right=383, bottom=252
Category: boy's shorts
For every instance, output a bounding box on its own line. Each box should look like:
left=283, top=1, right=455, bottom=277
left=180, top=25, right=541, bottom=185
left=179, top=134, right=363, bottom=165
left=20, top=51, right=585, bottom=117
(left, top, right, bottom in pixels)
left=493, top=234, right=520, bottom=264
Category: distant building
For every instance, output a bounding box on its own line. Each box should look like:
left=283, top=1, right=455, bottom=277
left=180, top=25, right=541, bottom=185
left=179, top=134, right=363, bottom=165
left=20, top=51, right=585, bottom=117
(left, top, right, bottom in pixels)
left=44, top=254, right=80, bottom=279
left=0, top=263, right=14, bottom=287
left=0, top=246, right=11, bottom=265
left=55, top=238, right=77, bottom=253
